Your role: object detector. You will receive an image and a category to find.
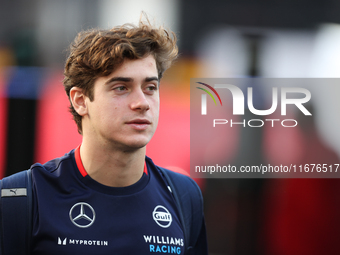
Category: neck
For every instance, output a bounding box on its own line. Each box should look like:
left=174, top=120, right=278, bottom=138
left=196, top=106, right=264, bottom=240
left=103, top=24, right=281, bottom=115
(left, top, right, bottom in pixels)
left=79, top=140, right=146, bottom=187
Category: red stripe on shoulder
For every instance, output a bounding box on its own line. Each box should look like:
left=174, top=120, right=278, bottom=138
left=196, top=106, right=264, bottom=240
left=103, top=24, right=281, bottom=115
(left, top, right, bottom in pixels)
left=75, top=145, right=88, bottom=177
left=144, top=161, right=148, bottom=175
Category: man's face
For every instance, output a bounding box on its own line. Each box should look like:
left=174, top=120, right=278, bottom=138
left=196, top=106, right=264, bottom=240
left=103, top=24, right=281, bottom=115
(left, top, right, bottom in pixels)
left=82, top=55, right=159, bottom=151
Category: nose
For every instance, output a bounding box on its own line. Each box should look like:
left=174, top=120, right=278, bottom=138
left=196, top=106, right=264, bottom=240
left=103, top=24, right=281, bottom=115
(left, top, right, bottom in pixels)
left=130, top=89, right=150, bottom=111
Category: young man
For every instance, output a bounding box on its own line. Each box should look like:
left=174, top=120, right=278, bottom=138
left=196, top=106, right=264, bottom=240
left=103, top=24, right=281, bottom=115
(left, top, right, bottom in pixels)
left=0, top=20, right=207, bottom=254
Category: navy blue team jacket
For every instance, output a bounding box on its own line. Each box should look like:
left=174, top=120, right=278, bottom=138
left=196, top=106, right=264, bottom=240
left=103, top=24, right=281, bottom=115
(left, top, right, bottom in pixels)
left=30, top=148, right=205, bottom=254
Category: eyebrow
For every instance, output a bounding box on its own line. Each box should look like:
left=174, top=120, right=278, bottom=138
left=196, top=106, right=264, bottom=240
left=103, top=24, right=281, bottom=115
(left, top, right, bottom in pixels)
left=145, top=76, right=159, bottom=82
left=105, top=76, right=159, bottom=85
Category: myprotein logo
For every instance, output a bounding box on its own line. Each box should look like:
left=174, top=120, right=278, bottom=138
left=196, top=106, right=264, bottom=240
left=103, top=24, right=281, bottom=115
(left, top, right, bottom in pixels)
left=199, top=84, right=312, bottom=116
left=57, top=237, right=109, bottom=246
left=58, top=237, right=67, bottom=245
left=152, top=206, right=172, bottom=228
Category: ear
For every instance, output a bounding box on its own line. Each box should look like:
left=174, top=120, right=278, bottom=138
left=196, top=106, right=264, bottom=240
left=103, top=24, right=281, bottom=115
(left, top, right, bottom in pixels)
left=69, top=87, right=88, bottom=116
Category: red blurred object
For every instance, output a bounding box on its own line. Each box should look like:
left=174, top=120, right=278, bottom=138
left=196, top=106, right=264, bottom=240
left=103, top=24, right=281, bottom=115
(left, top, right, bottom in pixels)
left=35, top=71, right=82, bottom=164
left=262, top=115, right=340, bottom=255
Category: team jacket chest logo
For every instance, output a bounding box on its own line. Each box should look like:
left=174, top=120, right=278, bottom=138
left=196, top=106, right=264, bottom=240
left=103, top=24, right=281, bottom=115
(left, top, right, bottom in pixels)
left=69, top=202, right=96, bottom=228
left=153, top=205, right=172, bottom=228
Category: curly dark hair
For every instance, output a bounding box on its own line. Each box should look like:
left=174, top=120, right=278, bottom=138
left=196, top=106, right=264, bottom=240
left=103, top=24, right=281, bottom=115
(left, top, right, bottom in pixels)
left=63, top=19, right=178, bottom=133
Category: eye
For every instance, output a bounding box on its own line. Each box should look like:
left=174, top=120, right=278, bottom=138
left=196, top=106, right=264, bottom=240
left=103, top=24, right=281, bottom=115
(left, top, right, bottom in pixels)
left=145, top=84, right=158, bottom=94
left=113, top=86, right=127, bottom=91
left=147, top=85, right=157, bottom=91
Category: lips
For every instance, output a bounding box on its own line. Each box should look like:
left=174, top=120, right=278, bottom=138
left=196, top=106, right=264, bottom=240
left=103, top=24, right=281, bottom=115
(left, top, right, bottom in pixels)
left=126, top=119, right=151, bottom=125
left=126, top=119, right=151, bottom=130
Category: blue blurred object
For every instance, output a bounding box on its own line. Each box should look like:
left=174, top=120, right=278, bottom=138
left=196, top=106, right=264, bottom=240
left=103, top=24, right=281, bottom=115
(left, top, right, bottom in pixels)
left=7, top=67, right=45, bottom=100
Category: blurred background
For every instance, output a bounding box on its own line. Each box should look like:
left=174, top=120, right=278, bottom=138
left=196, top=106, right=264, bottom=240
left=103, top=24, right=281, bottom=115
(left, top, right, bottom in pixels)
left=1, top=0, right=340, bottom=254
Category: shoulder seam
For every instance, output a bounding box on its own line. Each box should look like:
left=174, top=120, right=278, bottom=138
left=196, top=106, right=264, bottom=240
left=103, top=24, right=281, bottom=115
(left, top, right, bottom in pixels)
left=31, top=156, right=73, bottom=174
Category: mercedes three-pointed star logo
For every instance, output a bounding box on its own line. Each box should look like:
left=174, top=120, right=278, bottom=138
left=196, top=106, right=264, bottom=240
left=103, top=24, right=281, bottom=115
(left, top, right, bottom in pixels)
left=69, top=202, right=96, bottom=228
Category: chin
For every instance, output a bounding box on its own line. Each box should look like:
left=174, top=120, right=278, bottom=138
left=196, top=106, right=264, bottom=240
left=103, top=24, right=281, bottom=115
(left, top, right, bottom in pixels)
left=107, top=132, right=153, bottom=149
left=120, top=139, right=150, bottom=152
left=120, top=144, right=147, bottom=153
